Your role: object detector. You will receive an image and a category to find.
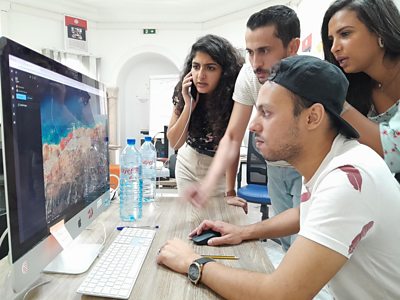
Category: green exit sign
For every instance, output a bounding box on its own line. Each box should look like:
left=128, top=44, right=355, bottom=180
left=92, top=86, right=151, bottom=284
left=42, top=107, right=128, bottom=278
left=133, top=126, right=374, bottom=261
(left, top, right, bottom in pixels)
left=143, top=29, right=156, bottom=34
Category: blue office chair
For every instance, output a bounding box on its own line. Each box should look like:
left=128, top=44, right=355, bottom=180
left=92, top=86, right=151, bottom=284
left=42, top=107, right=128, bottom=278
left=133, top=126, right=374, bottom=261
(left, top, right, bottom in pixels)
left=237, top=131, right=271, bottom=220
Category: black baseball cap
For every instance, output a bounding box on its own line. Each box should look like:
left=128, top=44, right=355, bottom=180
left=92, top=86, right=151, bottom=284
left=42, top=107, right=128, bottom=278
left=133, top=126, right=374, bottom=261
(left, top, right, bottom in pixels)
left=268, top=55, right=360, bottom=139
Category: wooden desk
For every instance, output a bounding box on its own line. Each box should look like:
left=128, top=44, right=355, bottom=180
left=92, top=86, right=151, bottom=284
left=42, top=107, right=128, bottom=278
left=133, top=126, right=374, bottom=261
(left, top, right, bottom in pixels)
left=0, top=196, right=274, bottom=299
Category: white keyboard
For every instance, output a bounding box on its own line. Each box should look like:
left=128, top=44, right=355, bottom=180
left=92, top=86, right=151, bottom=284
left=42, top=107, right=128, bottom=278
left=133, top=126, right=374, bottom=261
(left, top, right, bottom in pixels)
left=77, top=227, right=156, bottom=299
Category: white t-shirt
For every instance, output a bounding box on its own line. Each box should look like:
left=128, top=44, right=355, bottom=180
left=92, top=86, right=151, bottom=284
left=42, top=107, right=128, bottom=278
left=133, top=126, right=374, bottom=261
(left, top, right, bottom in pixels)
left=233, top=64, right=290, bottom=167
left=232, top=63, right=261, bottom=107
left=299, top=134, right=400, bottom=300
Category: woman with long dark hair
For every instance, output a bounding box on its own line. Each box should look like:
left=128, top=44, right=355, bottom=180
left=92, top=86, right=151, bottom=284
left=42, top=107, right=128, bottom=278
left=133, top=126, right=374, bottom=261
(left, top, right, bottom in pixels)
left=321, top=0, right=400, bottom=181
left=167, top=34, right=244, bottom=198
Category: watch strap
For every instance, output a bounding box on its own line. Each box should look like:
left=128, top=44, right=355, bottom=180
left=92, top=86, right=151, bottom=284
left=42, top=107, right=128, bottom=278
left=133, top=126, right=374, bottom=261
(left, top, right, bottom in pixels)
left=194, top=257, right=215, bottom=265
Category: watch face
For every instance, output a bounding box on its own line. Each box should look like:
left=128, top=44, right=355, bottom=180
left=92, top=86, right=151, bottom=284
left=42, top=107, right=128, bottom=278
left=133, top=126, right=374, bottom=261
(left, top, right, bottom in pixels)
left=188, top=263, right=200, bottom=283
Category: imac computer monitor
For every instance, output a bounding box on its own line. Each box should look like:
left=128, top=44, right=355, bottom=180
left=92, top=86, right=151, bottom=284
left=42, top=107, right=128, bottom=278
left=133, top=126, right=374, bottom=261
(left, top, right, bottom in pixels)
left=0, top=37, right=110, bottom=295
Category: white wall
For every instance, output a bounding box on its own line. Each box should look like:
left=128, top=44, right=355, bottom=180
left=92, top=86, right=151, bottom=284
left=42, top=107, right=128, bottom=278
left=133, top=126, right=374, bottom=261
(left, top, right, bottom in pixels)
left=295, top=0, right=332, bottom=58
left=90, top=26, right=200, bottom=86
left=205, top=0, right=294, bottom=47
left=297, top=0, right=400, bottom=57
left=88, top=26, right=203, bottom=148
left=1, top=0, right=400, bottom=149
left=0, top=4, right=64, bottom=52
left=0, top=3, right=200, bottom=148
left=149, top=74, right=180, bottom=138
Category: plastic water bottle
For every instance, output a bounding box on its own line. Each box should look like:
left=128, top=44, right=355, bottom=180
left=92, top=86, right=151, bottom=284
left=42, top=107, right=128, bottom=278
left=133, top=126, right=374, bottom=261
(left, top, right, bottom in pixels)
left=119, top=139, right=142, bottom=221
left=140, top=136, right=157, bottom=202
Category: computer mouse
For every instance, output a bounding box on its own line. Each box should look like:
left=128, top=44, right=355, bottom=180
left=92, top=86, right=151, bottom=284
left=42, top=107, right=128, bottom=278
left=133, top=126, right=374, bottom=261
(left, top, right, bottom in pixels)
left=192, top=229, right=221, bottom=245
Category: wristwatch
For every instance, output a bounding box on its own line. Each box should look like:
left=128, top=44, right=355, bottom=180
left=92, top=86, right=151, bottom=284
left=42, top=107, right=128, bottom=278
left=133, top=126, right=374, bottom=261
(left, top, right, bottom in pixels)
left=188, top=257, right=215, bottom=285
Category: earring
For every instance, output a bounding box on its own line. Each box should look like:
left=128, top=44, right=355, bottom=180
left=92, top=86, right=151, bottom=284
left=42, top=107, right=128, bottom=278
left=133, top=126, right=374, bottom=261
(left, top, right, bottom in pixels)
left=378, top=37, right=384, bottom=48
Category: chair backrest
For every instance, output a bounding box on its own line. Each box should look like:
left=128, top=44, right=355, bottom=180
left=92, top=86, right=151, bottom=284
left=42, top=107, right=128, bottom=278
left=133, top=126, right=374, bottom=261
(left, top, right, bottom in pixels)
left=246, top=131, right=268, bottom=185
left=167, top=154, right=177, bottom=178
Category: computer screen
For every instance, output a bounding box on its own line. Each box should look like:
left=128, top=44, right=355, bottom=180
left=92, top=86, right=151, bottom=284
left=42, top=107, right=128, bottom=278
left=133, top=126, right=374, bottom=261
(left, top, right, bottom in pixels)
left=0, top=37, right=109, bottom=294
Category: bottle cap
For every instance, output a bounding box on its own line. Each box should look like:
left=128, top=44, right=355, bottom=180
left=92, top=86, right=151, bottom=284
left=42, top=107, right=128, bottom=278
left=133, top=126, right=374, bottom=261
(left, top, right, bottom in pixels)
left=144, top=136, right=152, bottom=142
left=127, top=138, right=135, bottom=145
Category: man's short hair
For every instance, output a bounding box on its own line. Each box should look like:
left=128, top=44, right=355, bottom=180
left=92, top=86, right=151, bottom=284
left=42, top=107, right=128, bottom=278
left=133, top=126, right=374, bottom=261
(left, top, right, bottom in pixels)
left=246, top=5, right=300, bottom=47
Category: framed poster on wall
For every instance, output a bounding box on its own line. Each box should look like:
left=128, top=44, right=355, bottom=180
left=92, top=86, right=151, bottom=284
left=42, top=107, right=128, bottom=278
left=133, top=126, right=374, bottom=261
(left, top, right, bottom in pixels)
left=64, top=15, right=88, bottom=53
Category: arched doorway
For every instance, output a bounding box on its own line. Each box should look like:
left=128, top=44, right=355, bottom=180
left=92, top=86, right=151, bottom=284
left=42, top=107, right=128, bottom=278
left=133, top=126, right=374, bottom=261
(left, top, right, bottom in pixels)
left=116, top=52, right=179, bottom=150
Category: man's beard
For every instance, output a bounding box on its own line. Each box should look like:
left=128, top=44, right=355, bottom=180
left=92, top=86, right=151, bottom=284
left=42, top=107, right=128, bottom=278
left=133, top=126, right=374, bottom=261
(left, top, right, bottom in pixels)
left=264, top=142, right=301, bottom=163
left=258, top=126, right=302, bottom=163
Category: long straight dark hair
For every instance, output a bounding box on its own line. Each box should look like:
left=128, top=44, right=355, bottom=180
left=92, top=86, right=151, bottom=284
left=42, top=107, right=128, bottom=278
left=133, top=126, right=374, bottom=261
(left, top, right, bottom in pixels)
left=321, top=0, right=400, bottom=115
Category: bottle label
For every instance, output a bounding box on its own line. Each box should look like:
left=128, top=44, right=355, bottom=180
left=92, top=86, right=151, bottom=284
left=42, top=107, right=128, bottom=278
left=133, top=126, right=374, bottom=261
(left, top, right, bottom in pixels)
left=121, top=167, right=139, bottom=179
left=142, top=159, right=154, bottom=167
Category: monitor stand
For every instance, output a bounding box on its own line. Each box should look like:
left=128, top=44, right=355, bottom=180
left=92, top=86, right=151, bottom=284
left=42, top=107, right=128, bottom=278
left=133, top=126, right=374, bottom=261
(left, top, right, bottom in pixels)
left=43, top=243, right=103, bottom=274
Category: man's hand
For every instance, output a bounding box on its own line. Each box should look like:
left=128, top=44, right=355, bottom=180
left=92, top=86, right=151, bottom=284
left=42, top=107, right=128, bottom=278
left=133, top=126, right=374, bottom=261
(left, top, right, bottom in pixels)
left=225, top=196, right=248, bottom=214
left=189, top=220, right=245, bottom=246
left=183, top=183, right=210, bottom=208
left=156, top=238, right=201, bottom=274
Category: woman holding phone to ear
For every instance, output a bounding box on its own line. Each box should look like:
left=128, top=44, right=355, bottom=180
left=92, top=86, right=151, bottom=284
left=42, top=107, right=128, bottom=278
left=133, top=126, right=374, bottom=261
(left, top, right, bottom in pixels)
left=321, top=0, right=400, bottom=182
left=167, top=34, right=244, bottom=205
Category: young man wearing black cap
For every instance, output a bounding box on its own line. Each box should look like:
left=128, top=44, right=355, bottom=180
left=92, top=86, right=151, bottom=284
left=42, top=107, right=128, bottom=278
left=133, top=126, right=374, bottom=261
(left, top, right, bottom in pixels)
left=157, top=56, right=400, bottom=300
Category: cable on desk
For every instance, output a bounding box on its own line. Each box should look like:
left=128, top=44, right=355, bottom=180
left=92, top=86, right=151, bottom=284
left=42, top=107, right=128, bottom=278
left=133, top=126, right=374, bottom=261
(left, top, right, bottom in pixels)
left=99, top=221, right=107, bottom=248
left=0, top=228, right=8, bottom=251
left=23, top=279, right=51, bottom=300
left=110, top=174, right=120, bottom=202
left=110, top=187, right=118, bottom=202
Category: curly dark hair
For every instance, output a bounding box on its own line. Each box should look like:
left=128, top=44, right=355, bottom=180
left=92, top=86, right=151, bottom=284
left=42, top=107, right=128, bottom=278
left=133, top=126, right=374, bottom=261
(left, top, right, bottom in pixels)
left=173, top=34, right=244, bottom=144
left=321, top=0, right=400, bottom=115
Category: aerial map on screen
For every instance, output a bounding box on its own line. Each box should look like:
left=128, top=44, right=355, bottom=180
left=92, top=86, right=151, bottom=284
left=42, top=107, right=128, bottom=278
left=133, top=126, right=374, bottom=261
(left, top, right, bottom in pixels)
left=40, top=85, right=108, bottom=222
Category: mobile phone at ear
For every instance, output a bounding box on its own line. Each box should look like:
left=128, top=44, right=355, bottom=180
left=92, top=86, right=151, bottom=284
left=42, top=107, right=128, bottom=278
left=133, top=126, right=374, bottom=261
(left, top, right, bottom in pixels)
left=189, top=82, right=198, bottom=101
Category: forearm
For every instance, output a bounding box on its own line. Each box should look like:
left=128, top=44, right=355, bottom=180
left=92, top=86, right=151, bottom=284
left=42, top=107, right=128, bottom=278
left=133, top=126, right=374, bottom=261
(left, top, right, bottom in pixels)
left=225, top=152, right=240, bottom=193
left=202, top=135, right=241, bottom=191
left=241, top=207, right=300, bottom=241
left=200, top=102, right=252, bottom=195
left=341, top=103, right=383, bottom=156
left=201, top=262, right=278, bottom=300
left=167, top=107, right=191, bottom=149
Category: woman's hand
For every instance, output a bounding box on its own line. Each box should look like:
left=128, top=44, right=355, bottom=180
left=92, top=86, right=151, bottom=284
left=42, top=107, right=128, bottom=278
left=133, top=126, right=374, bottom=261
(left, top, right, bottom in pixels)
left=225, top=196, right=248, bottom=214
left=182, top=72, right=199, bottom=112
left=183, top=182, right=210, bottom=208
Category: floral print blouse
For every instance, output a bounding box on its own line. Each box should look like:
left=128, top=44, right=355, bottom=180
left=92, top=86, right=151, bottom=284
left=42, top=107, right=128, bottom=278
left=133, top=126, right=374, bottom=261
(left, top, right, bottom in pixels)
left=369, top=99, right=400, bottom=173
left=172, top=95, right=218, bottom=156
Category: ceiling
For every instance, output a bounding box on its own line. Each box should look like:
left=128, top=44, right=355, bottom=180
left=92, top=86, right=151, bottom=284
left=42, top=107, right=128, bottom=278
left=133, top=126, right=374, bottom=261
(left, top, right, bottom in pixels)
left=6, top=0, right=281, bottom=23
